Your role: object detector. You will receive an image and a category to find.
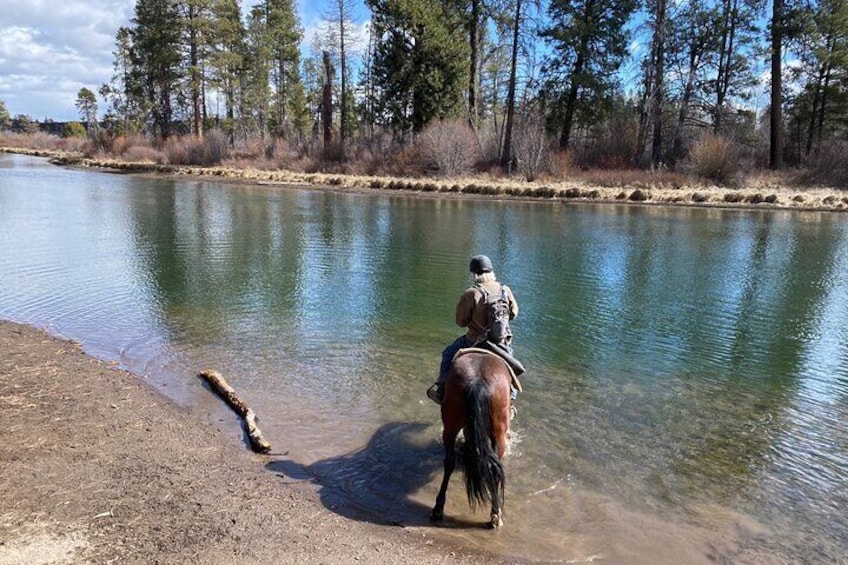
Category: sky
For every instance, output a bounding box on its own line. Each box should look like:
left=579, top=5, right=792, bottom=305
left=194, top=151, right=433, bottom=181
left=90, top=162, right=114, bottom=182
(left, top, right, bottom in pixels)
left=0, top=0, right=367, bottom=122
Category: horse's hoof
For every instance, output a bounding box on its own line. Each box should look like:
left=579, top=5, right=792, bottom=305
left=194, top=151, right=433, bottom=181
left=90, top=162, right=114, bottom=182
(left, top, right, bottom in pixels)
left=489, top=513, right=503, bottom=529
left=430, top=508, right=444, bottom=522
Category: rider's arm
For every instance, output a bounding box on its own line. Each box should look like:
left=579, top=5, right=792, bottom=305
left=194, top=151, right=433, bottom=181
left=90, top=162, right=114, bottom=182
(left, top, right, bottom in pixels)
left=455, top=288, right=477, bottom=328
left=506, top=286, right=519, bottom=320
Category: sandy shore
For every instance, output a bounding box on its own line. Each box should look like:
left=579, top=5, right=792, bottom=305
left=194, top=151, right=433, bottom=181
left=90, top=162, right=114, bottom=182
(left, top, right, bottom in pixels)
left=0, top=320, right=492, bottom=564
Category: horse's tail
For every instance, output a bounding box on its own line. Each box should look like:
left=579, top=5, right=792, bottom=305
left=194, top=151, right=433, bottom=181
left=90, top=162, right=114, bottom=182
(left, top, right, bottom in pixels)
left=462, top=378, right=505, bottom=510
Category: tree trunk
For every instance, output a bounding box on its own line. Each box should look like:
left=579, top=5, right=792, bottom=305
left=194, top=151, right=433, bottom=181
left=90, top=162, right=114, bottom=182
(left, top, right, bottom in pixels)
left=770, top=0, right=783, bottom=169
left=815, top=41, right=834, bottom=150
left=500, top=0, right=522, bottom=167
left=339, top=0, right=347, bottom=158
left=189, top=8, right=204, bottom=138
left=558, top=49, right=585, bottom=150
left=651, top=0, right=667, bottom=167
left=635, top=56, right=654, bottom=165
left=805, top=66, right=824, bottom=156
left=468, top=0, right=480, bottom=124
left=672, top=49, right=699, bottom=165
left=322, top=51, right=334, bottom=149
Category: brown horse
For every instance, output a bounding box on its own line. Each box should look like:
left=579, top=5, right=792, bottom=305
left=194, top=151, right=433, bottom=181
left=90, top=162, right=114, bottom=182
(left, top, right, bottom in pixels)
left=430, top=348, right=512, bottom=529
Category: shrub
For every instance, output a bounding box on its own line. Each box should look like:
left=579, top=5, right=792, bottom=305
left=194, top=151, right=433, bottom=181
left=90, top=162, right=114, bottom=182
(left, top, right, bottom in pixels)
left=512, top=112, right=553, bottom=181
left=54, top=136, right=87, bottom=153
left=200, top=129, right=229, bottom=165
left=123, top=145, right=163, bottom=163
left=64, top=122, right=87, bottom=138
left=688, top=135, right=740, bottom=186
left=803, top=141, right=848, bottom=189
left=163, top=130, right=229, bottom=166
left=416, top=119, right=479, bottom=177
left=109, top=134, right=148, bottom=156
left=549, top=150, right=573, bottom=179
left=25, top=132, right=61, bottom=150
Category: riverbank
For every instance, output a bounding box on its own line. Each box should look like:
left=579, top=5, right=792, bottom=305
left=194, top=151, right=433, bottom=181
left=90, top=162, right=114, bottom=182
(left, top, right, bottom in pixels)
left=0, top=320, right=488, bottom=564
left=2, top=145, right=846, bottom=212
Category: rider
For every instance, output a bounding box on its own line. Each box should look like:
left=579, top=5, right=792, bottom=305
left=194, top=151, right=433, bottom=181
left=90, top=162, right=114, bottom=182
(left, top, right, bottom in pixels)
left=427, top=255, right=519, bottom=405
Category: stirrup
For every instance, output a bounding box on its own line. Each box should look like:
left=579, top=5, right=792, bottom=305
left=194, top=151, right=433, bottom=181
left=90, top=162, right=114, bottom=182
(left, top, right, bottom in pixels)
left=510, top=404, right=518, bottom=421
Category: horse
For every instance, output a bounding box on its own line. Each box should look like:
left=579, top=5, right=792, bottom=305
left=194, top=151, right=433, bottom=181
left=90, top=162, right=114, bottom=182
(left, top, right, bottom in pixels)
left=430, top=348, right=512, bottom=529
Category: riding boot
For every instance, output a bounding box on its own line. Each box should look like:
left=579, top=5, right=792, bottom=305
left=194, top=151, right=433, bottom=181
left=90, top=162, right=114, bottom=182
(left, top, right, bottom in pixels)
left=426, top=382, right=445, bottom=405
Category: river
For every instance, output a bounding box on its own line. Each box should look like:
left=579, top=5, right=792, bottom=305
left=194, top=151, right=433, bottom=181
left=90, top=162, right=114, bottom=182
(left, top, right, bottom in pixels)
left=1, top=153, right=846, bottom=563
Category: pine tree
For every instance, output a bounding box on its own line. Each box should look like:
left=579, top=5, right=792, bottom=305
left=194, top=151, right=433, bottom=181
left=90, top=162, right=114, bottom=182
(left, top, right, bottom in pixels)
left=322, top=0, right=358, bottom=154
left=792, top=0, right=848, bottom=155
left=771, top=0, right=784, bottom=168
left=264, top=0, right=307, bottom=139
left=242, top=5, right=272, bottom=139
left=75, top=88, right=99, bottom=135
left=177, top=0, right=215, bottom=137
left=366, top=0, right=469, bottom=136
left=0, top=100, right=11, bottom=130
left=541, top=0, right=637, bottom=150
left=209, top=0, right=246, bottom=141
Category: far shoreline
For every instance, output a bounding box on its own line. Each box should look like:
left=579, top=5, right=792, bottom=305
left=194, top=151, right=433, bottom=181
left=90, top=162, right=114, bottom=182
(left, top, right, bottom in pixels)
left=3, top=145, right=847, bottom=214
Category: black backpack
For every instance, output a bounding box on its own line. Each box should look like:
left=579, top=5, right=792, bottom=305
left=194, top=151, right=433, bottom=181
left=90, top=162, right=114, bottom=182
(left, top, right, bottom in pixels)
left=477, top=284, right=512, bottom=345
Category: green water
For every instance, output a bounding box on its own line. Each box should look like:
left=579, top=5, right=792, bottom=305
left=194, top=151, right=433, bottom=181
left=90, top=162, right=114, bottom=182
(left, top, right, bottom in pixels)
left=1, top=153, right=847, bottom=563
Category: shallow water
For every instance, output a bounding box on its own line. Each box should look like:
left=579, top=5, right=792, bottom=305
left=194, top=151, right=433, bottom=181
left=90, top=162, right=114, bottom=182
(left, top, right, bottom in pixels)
left=1, top=153, right=847, bottom=563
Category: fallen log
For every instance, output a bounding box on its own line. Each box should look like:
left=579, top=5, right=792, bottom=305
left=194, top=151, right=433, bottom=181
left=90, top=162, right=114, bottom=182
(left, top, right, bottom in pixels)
left=198, top=369, right=271, bottom=454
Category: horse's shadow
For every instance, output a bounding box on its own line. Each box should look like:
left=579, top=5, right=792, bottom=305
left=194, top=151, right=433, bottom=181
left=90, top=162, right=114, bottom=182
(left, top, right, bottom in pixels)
left=265, top=422, right=482, bottom=528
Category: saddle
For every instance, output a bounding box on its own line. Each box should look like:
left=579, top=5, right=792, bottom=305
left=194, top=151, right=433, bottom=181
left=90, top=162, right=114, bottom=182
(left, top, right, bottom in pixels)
left=454, top=346, right=523, bottom=393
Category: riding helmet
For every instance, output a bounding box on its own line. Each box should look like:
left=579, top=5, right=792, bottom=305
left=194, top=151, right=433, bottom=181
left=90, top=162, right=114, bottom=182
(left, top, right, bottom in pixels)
left=469, top=255, right=494, bottom=274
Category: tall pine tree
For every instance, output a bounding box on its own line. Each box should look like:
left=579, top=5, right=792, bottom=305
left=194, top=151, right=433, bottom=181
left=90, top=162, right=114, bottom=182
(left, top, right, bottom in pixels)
left=541, top=0, right=636, bottom=150
left=366, top=0, right=469, bottom=136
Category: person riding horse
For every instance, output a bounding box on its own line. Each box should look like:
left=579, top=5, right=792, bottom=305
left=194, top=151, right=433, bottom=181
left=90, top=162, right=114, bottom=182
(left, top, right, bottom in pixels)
left=427, top=255, right=520, bottom=406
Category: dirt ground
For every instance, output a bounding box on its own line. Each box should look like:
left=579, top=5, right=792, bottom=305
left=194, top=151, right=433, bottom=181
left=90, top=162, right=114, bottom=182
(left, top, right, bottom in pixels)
left=0, top=320, right=496, bottom=565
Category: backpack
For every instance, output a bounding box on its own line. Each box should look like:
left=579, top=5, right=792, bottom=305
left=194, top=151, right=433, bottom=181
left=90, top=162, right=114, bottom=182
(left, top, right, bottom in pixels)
left=477, top=284, right=512, bottom=345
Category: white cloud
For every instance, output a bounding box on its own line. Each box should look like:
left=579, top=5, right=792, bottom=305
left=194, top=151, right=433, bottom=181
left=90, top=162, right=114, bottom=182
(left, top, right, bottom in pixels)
left=0, top=0, right=371, bottom=121
left=0, top=0, right=134, bottom=120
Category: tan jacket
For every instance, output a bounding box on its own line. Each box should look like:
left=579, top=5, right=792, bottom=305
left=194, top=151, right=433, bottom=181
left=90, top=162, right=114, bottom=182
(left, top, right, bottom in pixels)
left=455, top=280, right=518, bottom=344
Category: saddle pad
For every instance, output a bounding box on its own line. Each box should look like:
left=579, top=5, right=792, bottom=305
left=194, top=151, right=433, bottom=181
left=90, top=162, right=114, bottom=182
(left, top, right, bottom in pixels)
left=454, top=347, right=523, bottom=392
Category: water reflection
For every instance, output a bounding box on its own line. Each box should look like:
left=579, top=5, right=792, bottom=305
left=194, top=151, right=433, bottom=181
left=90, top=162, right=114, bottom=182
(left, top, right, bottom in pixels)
left=2, top=153, right=848, bottom=562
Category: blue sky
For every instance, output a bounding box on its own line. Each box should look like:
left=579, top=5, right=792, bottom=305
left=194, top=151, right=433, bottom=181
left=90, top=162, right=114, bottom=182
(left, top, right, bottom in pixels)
left=0, top=0, right=368, bottom=121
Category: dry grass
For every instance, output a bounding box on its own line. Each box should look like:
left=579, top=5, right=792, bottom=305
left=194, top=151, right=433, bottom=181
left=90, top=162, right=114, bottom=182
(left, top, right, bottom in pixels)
left=2, top=131, right=846, bottom=212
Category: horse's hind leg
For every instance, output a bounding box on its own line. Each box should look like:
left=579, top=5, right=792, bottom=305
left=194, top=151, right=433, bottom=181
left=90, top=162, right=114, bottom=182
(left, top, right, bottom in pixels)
left=489, top=422, right=509, bottom=528
left=489, top=443, right=504, bottom=529
left=430, top=426, right=460, bottom=522
left=490, top=499, right=503, bottom=529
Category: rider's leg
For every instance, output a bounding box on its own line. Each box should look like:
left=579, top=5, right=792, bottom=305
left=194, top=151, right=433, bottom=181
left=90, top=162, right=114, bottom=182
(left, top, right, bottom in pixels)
left=428, top=335, right=470, bottom=404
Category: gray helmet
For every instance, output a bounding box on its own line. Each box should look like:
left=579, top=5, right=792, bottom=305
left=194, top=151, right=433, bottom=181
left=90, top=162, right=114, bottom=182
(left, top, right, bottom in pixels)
left=469, top=255, right=493, bottom=274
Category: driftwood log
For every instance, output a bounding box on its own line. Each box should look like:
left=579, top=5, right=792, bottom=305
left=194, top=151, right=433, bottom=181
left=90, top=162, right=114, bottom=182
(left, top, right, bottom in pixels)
left=198, top=369, right=271, bottom=454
